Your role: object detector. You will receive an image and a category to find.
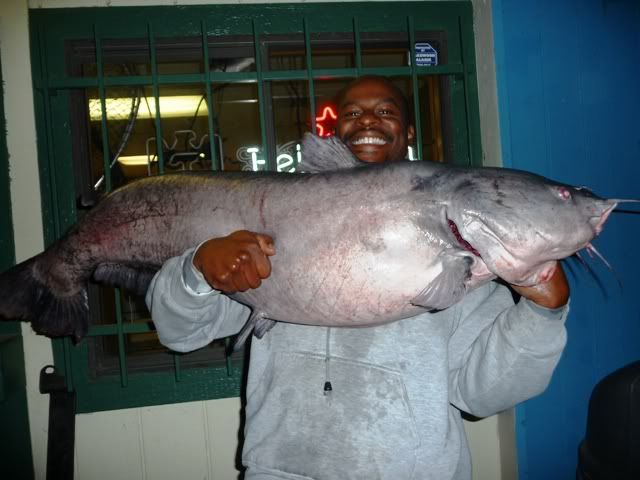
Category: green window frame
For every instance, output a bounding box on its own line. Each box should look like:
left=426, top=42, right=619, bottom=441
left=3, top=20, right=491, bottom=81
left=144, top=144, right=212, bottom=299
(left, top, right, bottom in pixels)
left=29, top=1, right=482, bottom=413
left=0, top=50, right=15, bottom=276
left=0, top=48, right=18, bottom=325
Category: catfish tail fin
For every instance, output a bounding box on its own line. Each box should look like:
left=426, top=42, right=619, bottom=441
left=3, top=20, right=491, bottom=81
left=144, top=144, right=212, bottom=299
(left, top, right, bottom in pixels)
left=0, top=256, right=89, bottom=340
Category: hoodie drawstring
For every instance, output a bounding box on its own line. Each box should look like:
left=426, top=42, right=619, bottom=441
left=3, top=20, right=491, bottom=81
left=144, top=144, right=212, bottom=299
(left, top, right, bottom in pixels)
left=323, top=327, right=332, bottom=395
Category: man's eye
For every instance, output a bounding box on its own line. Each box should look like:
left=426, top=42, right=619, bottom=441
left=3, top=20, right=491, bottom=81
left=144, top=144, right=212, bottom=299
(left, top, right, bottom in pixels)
left=345, top=111, right=360, bottom=117
left=378, top=108, right=395, bottom=116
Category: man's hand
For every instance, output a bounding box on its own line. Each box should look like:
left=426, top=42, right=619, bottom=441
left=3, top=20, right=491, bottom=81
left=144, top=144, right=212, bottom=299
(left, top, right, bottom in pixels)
left=193, top=230, right=275, bottom=294
left=510, top=262, right=569, bottom=309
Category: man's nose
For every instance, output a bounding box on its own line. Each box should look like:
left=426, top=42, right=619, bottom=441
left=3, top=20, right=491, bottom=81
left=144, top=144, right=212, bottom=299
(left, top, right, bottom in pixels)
left=357, top=110, right=379, bottom=127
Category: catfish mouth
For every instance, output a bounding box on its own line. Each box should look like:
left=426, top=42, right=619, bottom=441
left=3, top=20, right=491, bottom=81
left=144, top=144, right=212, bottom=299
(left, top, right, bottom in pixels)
left=448, top=219, right=482, bottom=258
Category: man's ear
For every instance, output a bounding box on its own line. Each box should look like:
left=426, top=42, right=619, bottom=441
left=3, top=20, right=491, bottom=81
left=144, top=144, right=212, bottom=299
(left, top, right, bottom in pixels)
left=407, top=125, right=416, bottom=144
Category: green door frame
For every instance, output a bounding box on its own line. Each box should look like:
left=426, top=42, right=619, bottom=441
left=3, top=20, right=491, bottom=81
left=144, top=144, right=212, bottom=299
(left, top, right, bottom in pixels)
left=0, top=49, right=35, bottom=480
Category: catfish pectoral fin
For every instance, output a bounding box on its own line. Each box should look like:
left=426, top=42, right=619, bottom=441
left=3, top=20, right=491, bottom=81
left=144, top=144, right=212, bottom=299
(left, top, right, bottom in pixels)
left=0, top=256, right=89, bottom=340
left=229, top=311, right=276, bottom=353
left=254, top=317, right=277, bottom=339
left=411, top=255, right=473, bottom=311
left=93, top=263, right=160, bottom=296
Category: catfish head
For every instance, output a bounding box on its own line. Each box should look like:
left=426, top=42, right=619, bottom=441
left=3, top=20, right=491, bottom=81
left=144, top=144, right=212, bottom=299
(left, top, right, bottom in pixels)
left=444, top=168, right=617, bottom=286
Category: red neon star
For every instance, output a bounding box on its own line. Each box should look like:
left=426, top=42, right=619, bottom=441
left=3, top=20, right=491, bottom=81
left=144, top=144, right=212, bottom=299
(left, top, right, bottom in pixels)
left=315, top=105, right=337, bottom=137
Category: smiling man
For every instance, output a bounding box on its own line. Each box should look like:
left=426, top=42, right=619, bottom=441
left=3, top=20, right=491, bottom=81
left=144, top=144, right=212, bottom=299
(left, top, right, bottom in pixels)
left=335, top=76, right=415, bottom=164
left=147, top=75, right=569, bottom=480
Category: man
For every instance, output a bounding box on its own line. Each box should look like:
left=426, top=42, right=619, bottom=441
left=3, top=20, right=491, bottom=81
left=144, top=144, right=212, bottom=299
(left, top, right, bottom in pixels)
left=147, top=76, right=569, bottom=479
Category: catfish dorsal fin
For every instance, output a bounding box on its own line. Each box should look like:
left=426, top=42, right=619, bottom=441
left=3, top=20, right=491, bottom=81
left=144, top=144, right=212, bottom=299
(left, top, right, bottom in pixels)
left=299, top=133, right=363, bottom=173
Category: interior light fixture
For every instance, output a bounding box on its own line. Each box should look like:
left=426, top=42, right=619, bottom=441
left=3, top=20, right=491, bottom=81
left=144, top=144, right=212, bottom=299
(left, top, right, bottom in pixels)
left=89, top=95, right=209, bottom=120
left=115, top=154, right=157, bottom=166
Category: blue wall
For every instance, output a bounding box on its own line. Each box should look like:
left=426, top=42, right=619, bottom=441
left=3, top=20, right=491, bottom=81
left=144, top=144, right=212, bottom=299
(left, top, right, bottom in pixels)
left=492, top=1, right=640, bottom=478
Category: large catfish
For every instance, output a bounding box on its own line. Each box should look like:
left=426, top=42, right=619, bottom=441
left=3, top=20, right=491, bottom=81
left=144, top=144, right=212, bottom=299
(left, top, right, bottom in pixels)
left=0, top=135, right=626, bottom=341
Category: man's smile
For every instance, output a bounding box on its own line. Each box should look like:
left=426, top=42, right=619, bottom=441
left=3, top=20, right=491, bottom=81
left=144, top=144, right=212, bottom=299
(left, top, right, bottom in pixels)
left=350, top=136, right=389, bottom=146
left=347, top=129, right=393, bottom=147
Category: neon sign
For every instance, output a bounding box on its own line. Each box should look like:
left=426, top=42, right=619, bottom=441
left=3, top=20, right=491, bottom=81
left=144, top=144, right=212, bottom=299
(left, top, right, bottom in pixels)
left=236, top=142, right=418, bottom=172
left=315, top=105, right=337, bottom=137
left=237, top=141, right=303, bottom=172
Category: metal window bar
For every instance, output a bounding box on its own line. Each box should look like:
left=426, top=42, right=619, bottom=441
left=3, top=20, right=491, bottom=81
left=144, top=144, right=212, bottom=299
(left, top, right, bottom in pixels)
left=459, top=14, right=476, bottom=166
left=44, top=64, right=464, bottom=90
left=174, top=349, right=183, bottom=383
left=114, top=291, right=128, bottom=386
left=149, top=24, right=165, bottom=175
left=353, top=18, right=362, bottom=74
left=225, top=338, right=233, bottom=376
left=94, top=27, right=112, bottom=193
left=303, top=18, right=317, bottom=134
left=201, top=20, right=220, bottom=172
left=407, top=16, right=424, bottom=162
left=95, top=26, right=130, bottom=387
left=252, top=20, right=274, bottom=171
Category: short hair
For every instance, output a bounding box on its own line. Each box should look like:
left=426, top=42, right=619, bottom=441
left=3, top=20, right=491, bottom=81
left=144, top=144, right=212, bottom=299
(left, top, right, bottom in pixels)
left=333, top=75, right=412, bottom=126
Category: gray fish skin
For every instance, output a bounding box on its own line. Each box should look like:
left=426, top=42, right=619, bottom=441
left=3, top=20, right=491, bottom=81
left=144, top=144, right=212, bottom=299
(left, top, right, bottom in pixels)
left=0, top=137, right=617, bottom=340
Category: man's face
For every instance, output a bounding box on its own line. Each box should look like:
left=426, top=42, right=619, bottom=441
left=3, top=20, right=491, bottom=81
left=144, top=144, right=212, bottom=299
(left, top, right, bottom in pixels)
left=335, top=79, right=415, bottom=164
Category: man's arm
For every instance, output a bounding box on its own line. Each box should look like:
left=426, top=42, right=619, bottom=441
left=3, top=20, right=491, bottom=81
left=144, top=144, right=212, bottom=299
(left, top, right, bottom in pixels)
left=448, top=264, right=569, bottom=418
left=146, top=231, right=274, bottom=353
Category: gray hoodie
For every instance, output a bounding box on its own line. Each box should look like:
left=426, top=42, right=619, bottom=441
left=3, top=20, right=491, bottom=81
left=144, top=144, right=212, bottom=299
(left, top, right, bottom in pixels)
left=147, top=248, right=567, bottom=480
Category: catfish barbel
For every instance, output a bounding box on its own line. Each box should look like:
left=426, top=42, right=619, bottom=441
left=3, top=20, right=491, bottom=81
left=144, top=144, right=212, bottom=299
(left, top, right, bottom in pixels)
left=0, top=135, right=629, bottom=341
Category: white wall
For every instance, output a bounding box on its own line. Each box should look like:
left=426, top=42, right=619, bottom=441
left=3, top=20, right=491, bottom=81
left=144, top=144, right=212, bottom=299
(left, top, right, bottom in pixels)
left=2, top=1, right=513, bottom=479
left=1, top=2, right=50, bottom=477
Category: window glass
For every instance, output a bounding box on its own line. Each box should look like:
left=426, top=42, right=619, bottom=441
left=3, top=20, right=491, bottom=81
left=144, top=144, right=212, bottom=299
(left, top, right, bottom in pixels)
left=86, top=85, right=149, bottom=192
left=310, top=33, right=356, bottom=69
left=267, top=34, right=307, bottom=71
left=156, top=85, right=215, bottom=174
left=214, top=82, right=261, bottom=172
left=155, top=37, right=204, bottom=75
left=270, top=80, right=309, bottom=172
left=361, top=31, right=410, bottom=67
left=416, top=76, right=450, bottom=162
left=207, top=35, right=256, bottom=73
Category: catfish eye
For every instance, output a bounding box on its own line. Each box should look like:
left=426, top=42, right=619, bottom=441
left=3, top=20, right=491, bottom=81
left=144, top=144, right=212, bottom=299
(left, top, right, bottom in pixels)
left=557, top=186, right=572, bottom=200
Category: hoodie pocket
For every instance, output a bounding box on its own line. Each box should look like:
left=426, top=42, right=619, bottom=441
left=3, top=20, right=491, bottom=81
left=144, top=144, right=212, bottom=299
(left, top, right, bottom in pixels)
left=243, top=351, right=419, bottom=480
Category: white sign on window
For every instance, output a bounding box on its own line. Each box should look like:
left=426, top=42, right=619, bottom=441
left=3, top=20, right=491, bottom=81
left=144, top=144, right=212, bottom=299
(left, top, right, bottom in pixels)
left=236, top=141, right=303, bottom=172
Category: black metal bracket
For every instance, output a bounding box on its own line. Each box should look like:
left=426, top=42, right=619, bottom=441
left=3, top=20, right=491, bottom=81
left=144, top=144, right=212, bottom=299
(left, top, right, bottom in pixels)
left=40, top=365, right=76, bottom=480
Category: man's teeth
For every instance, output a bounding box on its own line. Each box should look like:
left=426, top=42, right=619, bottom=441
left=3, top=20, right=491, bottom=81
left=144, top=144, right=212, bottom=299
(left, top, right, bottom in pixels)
left=351, top=137, right=387, bottom=146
